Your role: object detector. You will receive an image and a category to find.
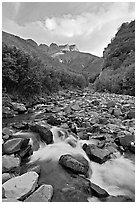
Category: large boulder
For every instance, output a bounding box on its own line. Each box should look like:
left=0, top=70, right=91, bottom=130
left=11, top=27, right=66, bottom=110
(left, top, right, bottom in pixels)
left=2, top=155, right=20, bottom=173
left=30, top=123, right=53, bottom=144
left=59, top=154, right=89, bottom=177
left=3, top=138, right=29, bottom=154
left=83, top=144, right=111, bottom=164
left=24, top=184, right=53, bottom=202
left=3, top=172, right=39, bottom=200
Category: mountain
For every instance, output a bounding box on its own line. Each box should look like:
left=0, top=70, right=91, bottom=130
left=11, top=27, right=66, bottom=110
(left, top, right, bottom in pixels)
left=95, top=20, right=135, bottom=96
left=2, top=31, right=102, bottom=78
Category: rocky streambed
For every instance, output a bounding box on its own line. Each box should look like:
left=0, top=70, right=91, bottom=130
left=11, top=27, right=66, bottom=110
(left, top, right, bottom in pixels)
left=2, top=88, right=135, bottom=202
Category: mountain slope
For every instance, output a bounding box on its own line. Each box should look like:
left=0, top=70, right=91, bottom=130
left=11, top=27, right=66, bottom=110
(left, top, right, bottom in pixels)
left=95, top=20, right=135, bottom=96
left=2, top=31, right=102, bottom=78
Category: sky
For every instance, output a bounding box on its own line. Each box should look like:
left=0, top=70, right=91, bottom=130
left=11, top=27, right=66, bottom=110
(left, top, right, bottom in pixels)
left=2, top=2, right=135, bottom=57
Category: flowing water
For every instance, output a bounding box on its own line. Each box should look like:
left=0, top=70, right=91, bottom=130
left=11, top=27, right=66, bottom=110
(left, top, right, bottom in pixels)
left=28, top=126, right=135, bottom=201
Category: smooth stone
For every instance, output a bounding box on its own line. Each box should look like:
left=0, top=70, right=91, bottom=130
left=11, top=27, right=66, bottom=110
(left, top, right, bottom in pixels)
left=3, top=172, right=39, bottom=200
left=59, top=154, right=89, bottom=177
left=3, top=138, right=29, bottom=154
left=24, top=184, right=53, bottom=202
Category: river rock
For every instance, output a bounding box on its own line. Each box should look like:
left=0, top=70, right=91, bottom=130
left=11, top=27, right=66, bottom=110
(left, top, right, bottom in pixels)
left=2, top=127, right=14, bottom=136
left=107, top=100, right=116, bottom=108
left=30, top=123, right=53, bottom=144
left=59, top=154, right=89, bottom=177
left=90, top=182, right=109, bottom=198
left=71, top=103, right=81, bottom=111
left=83, top=144, right=111, bottom=164
left=47, top=115, right=61, bottom=126
left=2, top=173, right=14, bottom=184
left=3, top=171, right=39, bottom=200
left=18, top=145, right=32, bottom=158
left=11, top=102, right=27, bottom=113
left=2, top=155, right=20, bottom=173
left=125, top=110, right=135, bottom=119
left=24, top=184, right=53, bottom=202
left=114, top=134, right=134, bottom=150
left=113, top=107, right=122, bottom=117
left=3, top=138, right=29, bottom=154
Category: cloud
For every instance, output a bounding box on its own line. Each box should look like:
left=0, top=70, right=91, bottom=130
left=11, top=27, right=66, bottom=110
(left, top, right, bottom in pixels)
left=2, top=2, right=135, bottom=56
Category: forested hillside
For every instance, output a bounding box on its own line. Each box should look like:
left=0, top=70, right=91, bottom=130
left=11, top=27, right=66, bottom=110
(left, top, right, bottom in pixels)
left=95, top=20, right=135, bottom=96
left=2, top=43, right=87, bottom=99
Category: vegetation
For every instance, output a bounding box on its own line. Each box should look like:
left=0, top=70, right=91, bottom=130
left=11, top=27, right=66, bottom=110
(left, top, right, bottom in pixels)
left=2, top=43, right=87, bottom=99
left=95, top=20, right=135, bottom=96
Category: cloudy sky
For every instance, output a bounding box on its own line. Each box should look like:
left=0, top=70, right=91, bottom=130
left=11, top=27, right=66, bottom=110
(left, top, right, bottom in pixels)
left=2, top=2, right=135, bottom=56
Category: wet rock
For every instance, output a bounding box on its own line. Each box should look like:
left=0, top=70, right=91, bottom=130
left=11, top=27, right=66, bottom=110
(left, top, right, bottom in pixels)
left=90, top=182, right=109, bottom=198
left=30, top=123, right=53, bottom=144
left=24, top=184, right=53, bottom=202
left=11, top=102, right=27, bottom=113
left=59, top=154, right=89, bottom=177
left=47, top=115, right=61, bottom=126
left=2, top=155, right=20, bottom=173
left=3, top=138, right=29, bottom=154
left=83, top=144, right=111, bottom=164
left=18, top=145, right=32, bottom=158
left=3, top=172, right=39, bottom=200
